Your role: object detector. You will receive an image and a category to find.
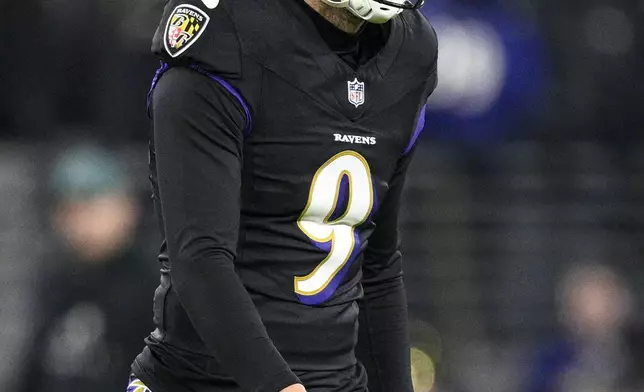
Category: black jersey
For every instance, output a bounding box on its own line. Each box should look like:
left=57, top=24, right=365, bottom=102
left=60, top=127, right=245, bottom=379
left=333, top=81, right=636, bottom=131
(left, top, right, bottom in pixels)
left=132, top=0, right=438, bottom=391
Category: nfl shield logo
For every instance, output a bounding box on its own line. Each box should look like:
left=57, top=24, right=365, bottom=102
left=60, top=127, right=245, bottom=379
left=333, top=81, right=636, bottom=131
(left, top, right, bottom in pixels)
left=347, top=78, right=365, bottom=108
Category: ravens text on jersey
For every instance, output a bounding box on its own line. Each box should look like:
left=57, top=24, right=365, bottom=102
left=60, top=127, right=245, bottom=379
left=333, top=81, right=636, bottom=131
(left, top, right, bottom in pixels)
left=130, top=0, right=438, bottom=391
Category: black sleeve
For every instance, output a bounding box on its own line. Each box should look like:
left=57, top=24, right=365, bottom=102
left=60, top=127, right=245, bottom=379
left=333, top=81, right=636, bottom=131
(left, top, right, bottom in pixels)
left=355, top=150, right=415, bottom=392
left=152, top=67, right=300, bottom=392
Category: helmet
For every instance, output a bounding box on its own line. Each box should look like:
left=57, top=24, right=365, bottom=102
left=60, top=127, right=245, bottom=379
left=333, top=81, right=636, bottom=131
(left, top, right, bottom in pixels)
left=319, top=0, right=424, bottom=24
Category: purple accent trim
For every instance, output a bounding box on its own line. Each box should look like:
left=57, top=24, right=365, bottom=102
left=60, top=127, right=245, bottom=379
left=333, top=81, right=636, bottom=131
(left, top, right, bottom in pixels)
left=146, top=62, right=170, bottom=116
left=328, top=174, right=350, bottom=222
left=189, top=64, right=252, bottom=136
left=298, top=230, right=363, bottom=305
left=403, top=105, right=427, bottom=155
left=311, top=239, right=332, bottom=253
left=145, top=62, right=252, bottom=135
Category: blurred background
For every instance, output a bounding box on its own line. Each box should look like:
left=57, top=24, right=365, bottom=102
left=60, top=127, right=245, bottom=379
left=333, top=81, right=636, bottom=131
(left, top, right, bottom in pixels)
left=1, top=0, right=643, bottom=391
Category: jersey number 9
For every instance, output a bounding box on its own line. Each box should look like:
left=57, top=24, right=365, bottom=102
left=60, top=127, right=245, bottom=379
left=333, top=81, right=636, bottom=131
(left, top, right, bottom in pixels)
left=296, top=150, right=375, bottom=305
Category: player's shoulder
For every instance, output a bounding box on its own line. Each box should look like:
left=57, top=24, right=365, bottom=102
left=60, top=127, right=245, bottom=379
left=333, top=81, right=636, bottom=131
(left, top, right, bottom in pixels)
left=398, top=9, right=438, bottom=75
left=150, top=66, right=250, bottom=133
left=400, top=9, right=438, bottom=52
left=152, top=0, right=260, bottom=76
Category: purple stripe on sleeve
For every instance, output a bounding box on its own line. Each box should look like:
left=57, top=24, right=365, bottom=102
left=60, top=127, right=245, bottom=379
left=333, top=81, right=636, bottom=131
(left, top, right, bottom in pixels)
left=146, top=62, right=170, bottom=116
left=403, top=105, right=427, bottom=155
left=189, top=64, right=253, bottom=136
left=362, top=176, right=379, bottom=224
left=145, top=62, right=252, bottom=136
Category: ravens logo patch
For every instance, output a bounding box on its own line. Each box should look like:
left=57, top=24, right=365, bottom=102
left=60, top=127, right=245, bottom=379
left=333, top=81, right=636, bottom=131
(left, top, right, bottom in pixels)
left=164, top=4, right=210, bottom=58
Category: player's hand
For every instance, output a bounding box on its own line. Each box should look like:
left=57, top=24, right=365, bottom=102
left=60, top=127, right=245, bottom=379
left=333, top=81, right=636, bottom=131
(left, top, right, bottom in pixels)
left=280, top=384, right=306, bottom=392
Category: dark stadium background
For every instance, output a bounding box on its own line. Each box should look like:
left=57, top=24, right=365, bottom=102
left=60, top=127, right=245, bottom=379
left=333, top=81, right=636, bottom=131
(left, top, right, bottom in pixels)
left=1, top=0, right=643, bottom=391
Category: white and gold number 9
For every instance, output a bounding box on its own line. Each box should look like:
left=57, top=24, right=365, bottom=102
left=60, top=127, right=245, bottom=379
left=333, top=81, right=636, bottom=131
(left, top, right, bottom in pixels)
left=296, top=151, right=374, bottom=304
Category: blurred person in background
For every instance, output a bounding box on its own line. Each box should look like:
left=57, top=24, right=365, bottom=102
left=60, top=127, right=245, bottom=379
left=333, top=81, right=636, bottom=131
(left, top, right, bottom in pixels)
left=16, top=143, right=156, bottom=392
left=525, top=263, right=638, bottom=392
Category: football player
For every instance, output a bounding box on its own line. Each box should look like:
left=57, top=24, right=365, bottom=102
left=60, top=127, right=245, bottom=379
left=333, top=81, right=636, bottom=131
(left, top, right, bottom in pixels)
left=130, top=0, right=438, bottom=391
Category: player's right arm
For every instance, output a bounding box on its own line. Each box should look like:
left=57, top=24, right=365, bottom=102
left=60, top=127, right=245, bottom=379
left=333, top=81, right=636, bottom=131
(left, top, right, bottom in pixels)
left=152, top=66, right=303, bottom=392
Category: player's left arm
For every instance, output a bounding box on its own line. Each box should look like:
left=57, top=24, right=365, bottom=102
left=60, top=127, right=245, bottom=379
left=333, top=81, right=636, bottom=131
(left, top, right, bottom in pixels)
left=355, top=148, right=417, bottom=392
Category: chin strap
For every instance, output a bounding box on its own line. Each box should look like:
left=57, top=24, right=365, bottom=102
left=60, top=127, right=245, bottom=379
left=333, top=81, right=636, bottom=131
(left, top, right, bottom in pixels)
left=320, top=0, right=407, bottom=24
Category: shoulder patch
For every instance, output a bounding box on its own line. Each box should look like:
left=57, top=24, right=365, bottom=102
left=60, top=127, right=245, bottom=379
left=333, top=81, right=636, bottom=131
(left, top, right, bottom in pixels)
left=164, top=4, right=211, bottom=58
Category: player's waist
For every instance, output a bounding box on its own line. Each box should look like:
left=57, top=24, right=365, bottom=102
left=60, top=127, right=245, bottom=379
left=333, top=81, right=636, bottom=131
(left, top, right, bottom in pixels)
left=155, top=330, right=358, bottom=374
left=251, top=291, right=360, bottom=370
left=156, top=286, right=360, bottom=372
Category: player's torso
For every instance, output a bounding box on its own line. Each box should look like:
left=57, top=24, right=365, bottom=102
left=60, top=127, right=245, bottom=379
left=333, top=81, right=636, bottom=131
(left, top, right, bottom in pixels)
left=237, top=69, right=426, bottom=302
left=234, top=67, right=429, bottom=370
left=232, top=5, right=435, bottom=372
